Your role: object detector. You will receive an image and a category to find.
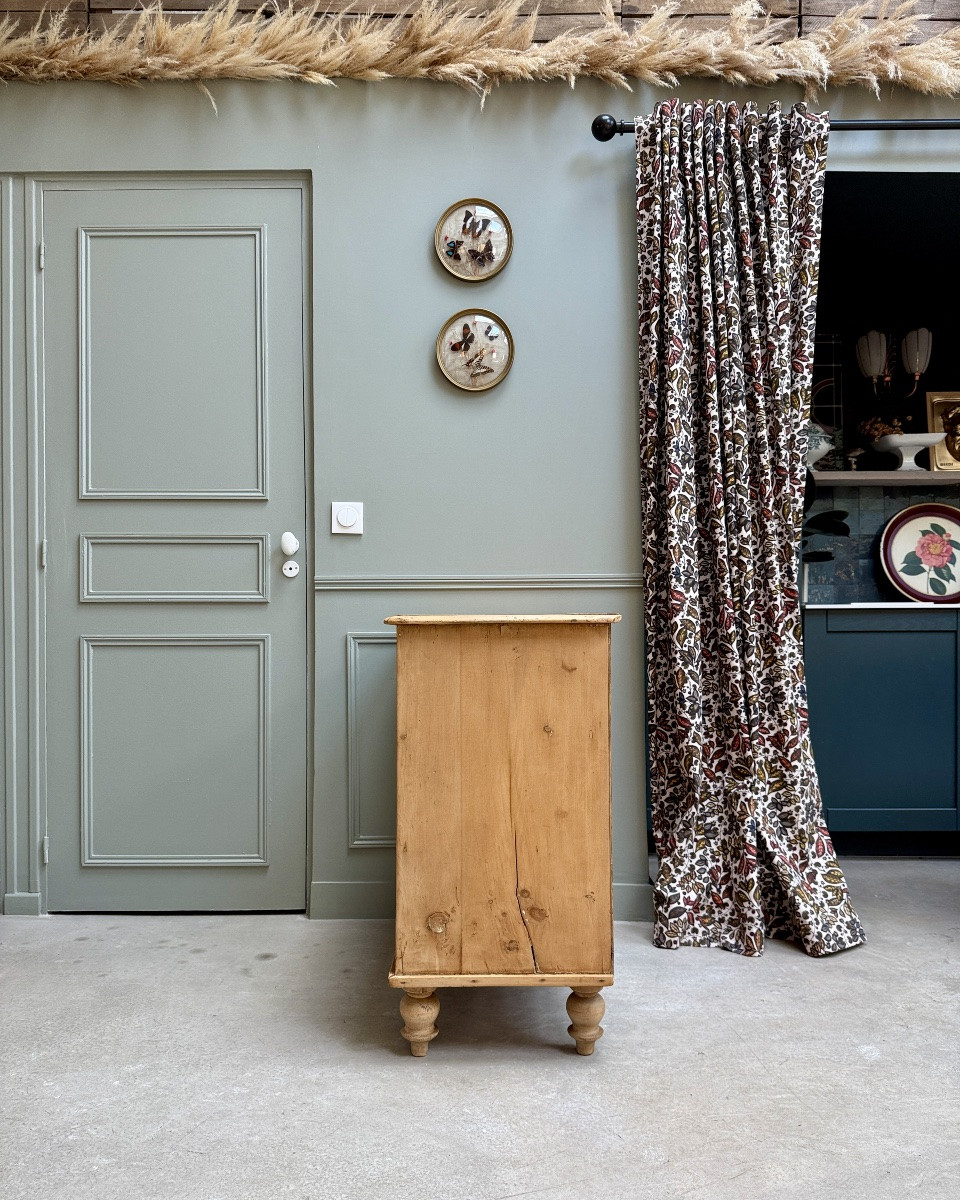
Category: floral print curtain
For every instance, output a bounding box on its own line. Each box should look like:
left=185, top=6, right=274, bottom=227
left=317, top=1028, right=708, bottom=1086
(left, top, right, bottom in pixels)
left=636, top=100, right=865, bottom=957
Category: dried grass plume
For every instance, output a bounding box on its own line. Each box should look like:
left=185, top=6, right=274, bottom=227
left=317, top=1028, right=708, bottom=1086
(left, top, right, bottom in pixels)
left=1, top=1, right=960, bottom=96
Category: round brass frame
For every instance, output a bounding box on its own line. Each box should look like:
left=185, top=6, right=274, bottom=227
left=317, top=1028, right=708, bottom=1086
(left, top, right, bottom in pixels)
left=434, top=198, right=513, bottom=282
left=436, top=309, right=514, bottom=393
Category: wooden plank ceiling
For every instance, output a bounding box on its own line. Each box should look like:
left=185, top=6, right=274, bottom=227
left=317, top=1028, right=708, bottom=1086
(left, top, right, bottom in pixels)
left=0, top=2, right=955, bottom=46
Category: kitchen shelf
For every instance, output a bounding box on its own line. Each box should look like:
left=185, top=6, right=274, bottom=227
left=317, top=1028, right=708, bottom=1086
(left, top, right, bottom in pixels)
left=812, top=470, right=960, bottom=486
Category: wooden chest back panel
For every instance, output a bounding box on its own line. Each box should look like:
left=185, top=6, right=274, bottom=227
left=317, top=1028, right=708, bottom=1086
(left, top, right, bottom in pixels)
left=394, top=621, right=613, bottom=978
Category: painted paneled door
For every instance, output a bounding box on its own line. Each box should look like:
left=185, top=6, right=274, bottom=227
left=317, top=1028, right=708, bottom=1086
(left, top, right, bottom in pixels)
left=40, top=180, right=308, bottom=910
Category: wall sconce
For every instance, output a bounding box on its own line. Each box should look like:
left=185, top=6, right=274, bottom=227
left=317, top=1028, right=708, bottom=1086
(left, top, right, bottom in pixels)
left=856, top=330, right=888, bottom=391
left=902, top=328, right=933, bottom=396
left=856, top=328, right=932, bottom=395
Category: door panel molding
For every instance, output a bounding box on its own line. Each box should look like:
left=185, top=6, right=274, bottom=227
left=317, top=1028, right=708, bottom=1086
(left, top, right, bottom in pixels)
left=78, top=224, right=268, bottom=500
left=80, top=533, right=270, bottom=603
left=80, top=635, right=270, bottom=867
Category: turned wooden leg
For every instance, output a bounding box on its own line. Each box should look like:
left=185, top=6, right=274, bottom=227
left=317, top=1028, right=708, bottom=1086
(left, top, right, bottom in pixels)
left=566, top=987, right=605, bottom=1056
left=399, top=988, right=440, bottom=1057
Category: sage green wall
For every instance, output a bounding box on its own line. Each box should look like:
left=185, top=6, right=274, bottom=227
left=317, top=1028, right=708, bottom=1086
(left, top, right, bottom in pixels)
left=4, top=78, right=960, bottom=916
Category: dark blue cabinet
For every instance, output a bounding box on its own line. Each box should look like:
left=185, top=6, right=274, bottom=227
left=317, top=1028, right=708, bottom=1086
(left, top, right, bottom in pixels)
left=804, top=608, right=960, bottom=831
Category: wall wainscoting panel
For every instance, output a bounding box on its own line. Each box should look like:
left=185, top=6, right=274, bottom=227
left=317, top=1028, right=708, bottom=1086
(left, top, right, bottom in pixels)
left=346, top=631, right=398, bottom=849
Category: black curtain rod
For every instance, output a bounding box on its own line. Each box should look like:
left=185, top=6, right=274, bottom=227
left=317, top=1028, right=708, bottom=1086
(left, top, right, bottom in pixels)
left=591, top=114, right=960, bottom=140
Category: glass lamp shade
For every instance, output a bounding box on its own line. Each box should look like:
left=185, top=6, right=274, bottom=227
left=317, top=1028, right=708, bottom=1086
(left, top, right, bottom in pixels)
left=856, top=330, right=888, bottom=379
left=902, top=328, right=932, bottom=376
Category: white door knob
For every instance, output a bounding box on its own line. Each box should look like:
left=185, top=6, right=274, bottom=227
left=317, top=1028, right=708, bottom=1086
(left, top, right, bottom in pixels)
left=282, top=560, right=300, bottom=578
left=280, top=531, right=300, bottom=556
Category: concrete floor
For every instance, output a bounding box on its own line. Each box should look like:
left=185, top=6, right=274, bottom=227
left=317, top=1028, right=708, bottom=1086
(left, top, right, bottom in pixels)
left=1, top=858, right=957, bottom=1200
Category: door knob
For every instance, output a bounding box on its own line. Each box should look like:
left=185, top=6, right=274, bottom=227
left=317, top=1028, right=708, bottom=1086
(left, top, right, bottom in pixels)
left=280, top=531, right=300, bottom=556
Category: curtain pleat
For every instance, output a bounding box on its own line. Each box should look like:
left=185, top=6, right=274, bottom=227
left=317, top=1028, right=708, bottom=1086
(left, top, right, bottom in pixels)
left=636, top=99, right=866, bottom=957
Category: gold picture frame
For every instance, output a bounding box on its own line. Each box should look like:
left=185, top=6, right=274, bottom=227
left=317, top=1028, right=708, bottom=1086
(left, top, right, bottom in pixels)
left=434, top=199, right=512, bottom=282
left=927, top=392, right=960, bottom=472
left=436, top=309, right=513, bottom=392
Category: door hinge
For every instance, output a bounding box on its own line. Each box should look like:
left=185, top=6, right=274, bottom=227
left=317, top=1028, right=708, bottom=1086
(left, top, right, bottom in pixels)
left=39, top=539, right=48, bottom=569
left=38, top=242, right=45, bottom=271
left=41, top=836, right=49, bottom=865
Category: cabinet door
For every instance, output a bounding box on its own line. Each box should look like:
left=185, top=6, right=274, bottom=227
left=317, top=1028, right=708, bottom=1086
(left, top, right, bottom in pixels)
left=805, top=610, right=959, bottom=831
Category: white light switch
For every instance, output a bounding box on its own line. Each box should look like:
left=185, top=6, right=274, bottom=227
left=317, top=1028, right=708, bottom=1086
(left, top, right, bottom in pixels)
left=332, top=502, right=364, bottom=535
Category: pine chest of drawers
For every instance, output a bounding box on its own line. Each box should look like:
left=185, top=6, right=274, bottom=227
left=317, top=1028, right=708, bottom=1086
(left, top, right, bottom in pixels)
left=385, top=614, right=619, bottom=1056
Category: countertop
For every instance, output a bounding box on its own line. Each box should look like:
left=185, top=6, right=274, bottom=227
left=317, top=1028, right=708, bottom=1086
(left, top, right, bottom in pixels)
left=804, top=602, right=946, bottom=609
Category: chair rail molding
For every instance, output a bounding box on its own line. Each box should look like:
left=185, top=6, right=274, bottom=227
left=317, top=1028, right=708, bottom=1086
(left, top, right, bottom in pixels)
left=316, top=572, right=644, bottom=591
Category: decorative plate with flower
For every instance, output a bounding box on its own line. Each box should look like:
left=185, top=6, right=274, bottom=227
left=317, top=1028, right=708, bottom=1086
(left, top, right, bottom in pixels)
left=880, top=503, right=960, bottom=603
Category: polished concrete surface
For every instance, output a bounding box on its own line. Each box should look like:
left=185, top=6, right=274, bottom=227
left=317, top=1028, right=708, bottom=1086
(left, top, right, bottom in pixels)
left=1, top=858, right=957, bottom=1200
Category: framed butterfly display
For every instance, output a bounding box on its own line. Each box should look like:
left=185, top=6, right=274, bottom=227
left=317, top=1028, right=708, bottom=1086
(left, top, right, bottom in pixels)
left=434, top=199, right=512, bottom=282
left=436, top=310, right=513, bottom=392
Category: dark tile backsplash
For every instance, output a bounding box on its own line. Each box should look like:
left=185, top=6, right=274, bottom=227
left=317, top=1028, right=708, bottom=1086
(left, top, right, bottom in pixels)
left=804, top=485, right=960, bottom=604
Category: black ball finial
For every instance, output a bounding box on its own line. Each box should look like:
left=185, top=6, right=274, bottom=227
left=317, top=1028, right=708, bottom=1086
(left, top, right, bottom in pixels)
left=591, top=114, right=618, bottom=142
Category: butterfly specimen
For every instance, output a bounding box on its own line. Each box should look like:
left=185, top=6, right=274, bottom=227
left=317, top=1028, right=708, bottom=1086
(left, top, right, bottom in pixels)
left=436, top=308, right=510, bottom=391
left=465, top=348, right=495, bottom=379
left=461, top=210, right=491, bottom=239
left=468, top=352, right=494, bottom=376
left=449, top=324, right=474, bottom=353
left=444, top=238, right=463, bottom=261
left=467, top=240, right=495, bottom=268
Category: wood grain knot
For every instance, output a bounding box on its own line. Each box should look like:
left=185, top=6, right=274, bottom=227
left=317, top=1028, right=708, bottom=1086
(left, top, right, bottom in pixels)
left=501, top=939, right=520, bottom=953
left=543, top=724, right=554, bottom=735
left=426, top=911, right=449, bottom=934
left=528, top=907, right=548, bottom=922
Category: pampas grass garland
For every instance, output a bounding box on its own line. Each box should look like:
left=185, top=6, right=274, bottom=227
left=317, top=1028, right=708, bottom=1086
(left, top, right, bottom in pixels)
left=2, top=1, right=960, bottom=97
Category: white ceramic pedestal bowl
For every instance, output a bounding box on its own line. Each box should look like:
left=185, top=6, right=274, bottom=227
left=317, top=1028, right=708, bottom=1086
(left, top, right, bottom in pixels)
left=872, top=432, right=946, bottom=471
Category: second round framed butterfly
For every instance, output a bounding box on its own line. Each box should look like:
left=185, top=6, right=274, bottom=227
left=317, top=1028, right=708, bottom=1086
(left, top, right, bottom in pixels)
left=437, top=309, right=513, bottom=393
left=435, top=198, right=512, bottom=282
